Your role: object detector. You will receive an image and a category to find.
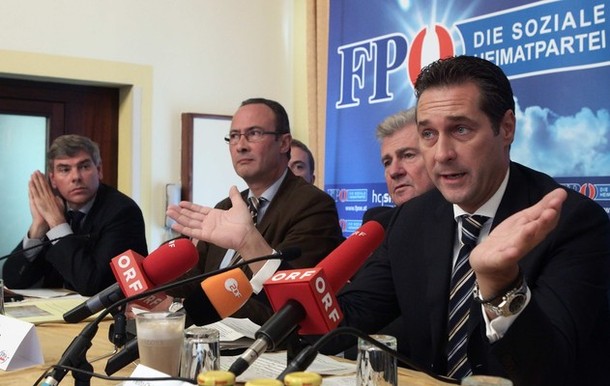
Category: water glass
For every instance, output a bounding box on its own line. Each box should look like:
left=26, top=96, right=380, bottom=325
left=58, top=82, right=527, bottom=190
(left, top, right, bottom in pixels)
left=356, top=334, right=397, bottom=386
left=180, top=326, right=220, bottom=379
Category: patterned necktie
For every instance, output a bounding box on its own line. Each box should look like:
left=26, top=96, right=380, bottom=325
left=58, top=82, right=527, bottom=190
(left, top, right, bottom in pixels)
left=68, top=210, right=86, bottom=233
left=248, top=196, right=261, bottom=226
left=229, top=196, right=265, bottom=267
left=446, top=214, right=488, bottom=379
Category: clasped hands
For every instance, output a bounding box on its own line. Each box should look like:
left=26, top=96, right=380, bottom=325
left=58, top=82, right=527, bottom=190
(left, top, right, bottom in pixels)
left=28, top=170, right=65, bottom=239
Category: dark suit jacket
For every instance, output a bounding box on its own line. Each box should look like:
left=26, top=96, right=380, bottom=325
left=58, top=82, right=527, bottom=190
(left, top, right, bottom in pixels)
left=3, top=183, right=148, bottom=296
left=362, top=205, right=395, bottom=229
left=336, top=162, right=610, bottom=385
left=182, top=169, right=344, bottom=325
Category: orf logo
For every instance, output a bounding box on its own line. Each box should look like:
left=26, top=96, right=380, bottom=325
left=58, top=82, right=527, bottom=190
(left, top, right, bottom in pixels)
left=408, top=25, right=455, bottom=86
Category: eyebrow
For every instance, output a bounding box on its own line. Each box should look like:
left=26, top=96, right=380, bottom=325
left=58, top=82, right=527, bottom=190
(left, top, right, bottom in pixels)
left=55, top=159, right=93, bottom=168
left=230, top=126, right=264, bottom=132
left=418, top=115, right=477, bottom=127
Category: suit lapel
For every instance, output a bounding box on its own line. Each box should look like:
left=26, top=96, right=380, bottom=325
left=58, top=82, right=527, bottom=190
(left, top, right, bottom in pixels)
left=424, top=199, right=458, bottom=360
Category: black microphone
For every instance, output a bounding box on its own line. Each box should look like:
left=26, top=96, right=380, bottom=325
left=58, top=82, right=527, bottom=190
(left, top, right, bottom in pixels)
left=277, top=326, right=460, bottom=384
left=38, top=248, right=300, bottom=386
left=0, top=233, right=93, bottom=262
left=104, top=336, right=139, bottom=376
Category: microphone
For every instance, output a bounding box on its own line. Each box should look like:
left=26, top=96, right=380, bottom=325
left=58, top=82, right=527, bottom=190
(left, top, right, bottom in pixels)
left=41, top=248, right=299, bottom=386
left=104, top=267, right=254, bottom=375
left=228, top=221, right=384, bottom=376
left=63, top=238, right=199, bottom=323
left=0, top=233, right=94, bottom=261
left=277, top=326, right=460, bottom=384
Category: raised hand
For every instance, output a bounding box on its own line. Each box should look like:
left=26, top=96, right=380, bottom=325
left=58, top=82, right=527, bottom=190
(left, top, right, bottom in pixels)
left=471, top=187, right=567, bottom=299
left=167, top=186, right=257, bottom=252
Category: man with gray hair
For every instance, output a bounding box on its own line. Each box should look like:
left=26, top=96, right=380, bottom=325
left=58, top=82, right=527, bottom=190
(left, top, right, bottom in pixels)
left=4, top=134, right=148, bottom=295
left=363, top=106, right=435, bottom=227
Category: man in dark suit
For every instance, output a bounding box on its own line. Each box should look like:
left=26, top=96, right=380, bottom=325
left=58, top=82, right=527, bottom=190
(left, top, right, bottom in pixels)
left=168, top=98, right=343, bottom=324
left=332, top=56, right=610, bottom=385
left=3, top=135, right=147, bottom=296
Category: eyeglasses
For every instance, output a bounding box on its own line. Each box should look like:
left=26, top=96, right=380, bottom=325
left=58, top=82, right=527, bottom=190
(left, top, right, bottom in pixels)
left=224, top=128, right=280, bottom=145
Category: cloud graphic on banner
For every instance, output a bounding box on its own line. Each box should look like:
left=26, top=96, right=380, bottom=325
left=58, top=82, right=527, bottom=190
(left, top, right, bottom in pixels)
left=512, top=100, right=610, bottom=177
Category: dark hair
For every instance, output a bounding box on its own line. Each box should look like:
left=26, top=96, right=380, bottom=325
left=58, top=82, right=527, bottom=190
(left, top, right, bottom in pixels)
left=414, top=56, right=515, bottom=134
left=290, top=138, right=315, bottom=174
left=240, top=97, right=291, bottom=134
left=47, top=134, right=101, bottom=172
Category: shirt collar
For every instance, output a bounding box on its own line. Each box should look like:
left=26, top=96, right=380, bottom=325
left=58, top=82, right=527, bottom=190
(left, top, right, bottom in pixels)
left=67, top=194, right=96, bottom=215
left=248, top=168, right=288, bottom=203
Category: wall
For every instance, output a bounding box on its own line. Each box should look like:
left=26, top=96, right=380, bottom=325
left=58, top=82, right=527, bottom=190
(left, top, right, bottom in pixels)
left=0, top=0, right=307, bottom=248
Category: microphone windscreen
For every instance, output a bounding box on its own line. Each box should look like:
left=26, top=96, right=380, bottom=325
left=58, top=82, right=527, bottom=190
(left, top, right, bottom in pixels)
left=201, top=268, right=253, bottom=318
left=315, top=220, right=384, bottom=293
left=142, top=238, right=198, bottom=285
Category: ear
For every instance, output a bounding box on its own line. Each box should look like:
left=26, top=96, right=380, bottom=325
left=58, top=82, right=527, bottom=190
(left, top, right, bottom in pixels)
left=48, top=172, right=58, bottom=189
left=279, top=134, right=292, bottom=155
left=500, top=110, right=516, bottom=146
left=97, top=163, right=104, bottom=180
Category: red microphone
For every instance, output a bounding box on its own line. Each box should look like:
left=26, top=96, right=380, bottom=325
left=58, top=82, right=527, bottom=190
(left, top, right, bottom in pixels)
left=228, top=221, right=385, bottom=375
left=63, top=238, right=199, bottom=323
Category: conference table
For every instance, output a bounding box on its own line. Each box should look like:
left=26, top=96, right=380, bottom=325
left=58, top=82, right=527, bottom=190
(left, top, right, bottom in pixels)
left=2, top=320, right=454, bottom=385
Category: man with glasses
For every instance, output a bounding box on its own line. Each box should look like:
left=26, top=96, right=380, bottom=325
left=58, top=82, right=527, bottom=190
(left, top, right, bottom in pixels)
left=169, top=98, right=343, bottom=325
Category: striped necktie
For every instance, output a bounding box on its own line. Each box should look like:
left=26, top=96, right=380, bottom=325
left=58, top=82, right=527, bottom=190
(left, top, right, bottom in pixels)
left=228, top=196, right=266, bottom=267
left=248, top=196, right=261, bottom=226
left=446, top=214, right=488, bottom=379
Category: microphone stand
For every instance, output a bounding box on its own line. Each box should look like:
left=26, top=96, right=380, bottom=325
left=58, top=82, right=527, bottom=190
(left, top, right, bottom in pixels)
left=35, top=249, right=297, bottom=386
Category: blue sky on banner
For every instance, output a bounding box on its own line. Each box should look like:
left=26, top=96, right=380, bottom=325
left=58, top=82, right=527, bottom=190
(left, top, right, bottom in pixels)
left=325, top=0, right=609, bottom=234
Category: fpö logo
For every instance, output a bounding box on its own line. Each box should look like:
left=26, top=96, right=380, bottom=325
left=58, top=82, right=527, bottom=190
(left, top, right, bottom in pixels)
left=562, top=182, right=610, bottom=201
left=326, top=188, right=368, bottom=203
left=339, top=219, right=364, bottom=233
left=335, top=24, right=455, bottom=109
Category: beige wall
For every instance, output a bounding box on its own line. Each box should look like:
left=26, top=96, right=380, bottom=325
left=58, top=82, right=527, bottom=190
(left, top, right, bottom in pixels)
left=0, top=0, right=309, bottom=247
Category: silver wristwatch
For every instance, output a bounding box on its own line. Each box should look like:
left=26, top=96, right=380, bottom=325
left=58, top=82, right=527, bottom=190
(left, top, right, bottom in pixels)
left=473, top=277, right=528, bottom=317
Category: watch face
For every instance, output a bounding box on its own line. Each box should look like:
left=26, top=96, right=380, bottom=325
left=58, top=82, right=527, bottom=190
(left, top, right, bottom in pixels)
left=508, top=294, right=527, bottom=313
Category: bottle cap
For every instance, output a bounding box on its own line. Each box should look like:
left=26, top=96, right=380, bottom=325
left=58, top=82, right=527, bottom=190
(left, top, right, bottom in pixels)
left=244, top=379, right=284, bottom=386
left=197, top=370, right=236, bottom=385
left=284, top=371, right=323, bottom=385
